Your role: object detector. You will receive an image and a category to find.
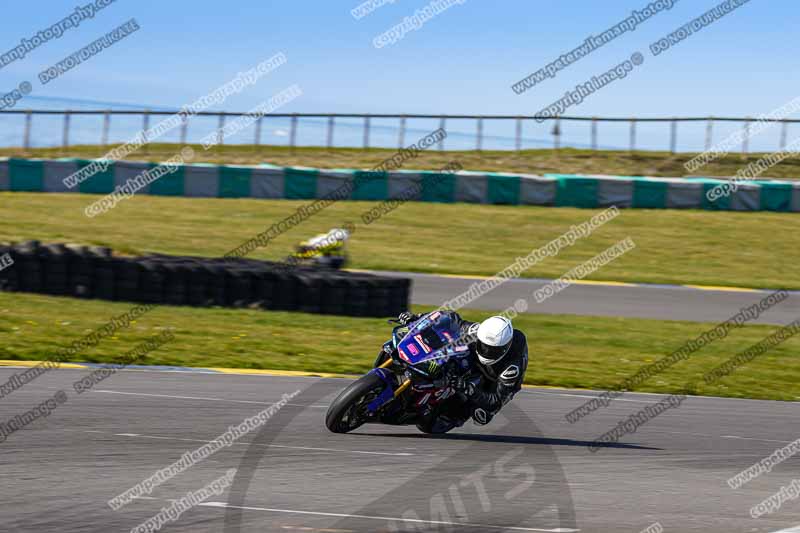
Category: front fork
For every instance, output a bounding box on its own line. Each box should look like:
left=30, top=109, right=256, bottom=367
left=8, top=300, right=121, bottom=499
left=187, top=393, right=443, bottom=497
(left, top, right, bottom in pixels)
left=365, top=360, right=411, bottom=415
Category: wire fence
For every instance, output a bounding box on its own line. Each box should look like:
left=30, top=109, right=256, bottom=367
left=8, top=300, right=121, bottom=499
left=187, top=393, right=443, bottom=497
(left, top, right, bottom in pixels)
left=3, top=109, right=800, bottom=154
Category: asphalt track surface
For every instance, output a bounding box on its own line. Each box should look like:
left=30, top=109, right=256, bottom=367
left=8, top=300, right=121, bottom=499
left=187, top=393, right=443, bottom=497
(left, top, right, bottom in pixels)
left=375, top=270, right=800, bottom=325
left=2, top=367, right=800, bottom=533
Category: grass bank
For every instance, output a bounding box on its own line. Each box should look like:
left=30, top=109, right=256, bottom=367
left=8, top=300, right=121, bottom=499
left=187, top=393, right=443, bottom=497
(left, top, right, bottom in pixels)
left=1, top=192, right=797, bottom=289
left=2, top=292, right=798, bottom=402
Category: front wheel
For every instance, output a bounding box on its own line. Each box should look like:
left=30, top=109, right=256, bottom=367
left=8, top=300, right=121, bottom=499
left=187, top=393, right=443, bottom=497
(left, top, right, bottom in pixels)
left=325, top=373, right=389, bottom=433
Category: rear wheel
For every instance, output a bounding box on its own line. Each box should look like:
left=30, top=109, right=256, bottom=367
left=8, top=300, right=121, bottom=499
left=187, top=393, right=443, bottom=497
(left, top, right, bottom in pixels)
left=325, top=373, right=389, bottom=434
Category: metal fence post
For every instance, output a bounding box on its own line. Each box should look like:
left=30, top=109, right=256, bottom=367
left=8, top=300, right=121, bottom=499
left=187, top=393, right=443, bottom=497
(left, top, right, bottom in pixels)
left=476, top=117, right=483, bottom=151
left=101, top=110, right=111, bottom=147
left=629, top=119, right=636, bottom=152
left=780, top=121, right=788, bottom=151
left=254, top=116, right=263, bottom=145
left=705, top=117, right=713, bottom=151
left=217, top=113, right=226, bottom=147
left=552, top=119, right=561, bottom=150
left=326, top=116, right=334, bottom=150
left=23, top=110, right=32, bottom=151
left=515, top=117, right=522, bottom=152
left=742, top=117, right=751, bottom=156
left=62, top=110, right=71, bottom=150
left=363, top=115, right=370, bottom=150
left=289, top=113, right=298, bottom=151
left=591, top=118, right=597, bottom=150
left=670, top=119, right=677, bottom=154
left=398, top=115, right=406, bottom=148
left=180, top=114, right=188, bottom=145
left=142, top=110, right=151, bottom=155
left=439, top=116, right=446, bottom=151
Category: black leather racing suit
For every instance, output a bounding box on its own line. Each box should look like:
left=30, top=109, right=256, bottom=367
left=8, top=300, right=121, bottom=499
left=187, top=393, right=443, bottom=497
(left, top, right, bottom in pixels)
left=405, top=311, right=529, bottom=432
left=456, top=313, right=529, bottom=426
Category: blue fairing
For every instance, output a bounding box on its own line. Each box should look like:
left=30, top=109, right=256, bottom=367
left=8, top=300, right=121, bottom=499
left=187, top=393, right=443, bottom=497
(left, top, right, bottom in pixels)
left=364, top=313, right=470, bottom=416
left=366, top=367, right=397, bottom=414
left=396, top=311, right=465, bottom=366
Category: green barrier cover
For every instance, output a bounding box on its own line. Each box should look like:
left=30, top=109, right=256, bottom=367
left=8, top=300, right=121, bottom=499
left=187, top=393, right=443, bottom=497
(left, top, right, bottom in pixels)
left=685, top=179, right=732, bottom=211
left=218, top=166, right=252, bottom=198
left=6, top=158, right=799, bottom=213
left=9, top=158, right=43, bottom=192
left=352, top=170, right=388, bottom=200
left=680, top=177, right=728, bottom=211
left=553, top=175, right=598, bottom=208
left=77, top=159, right=116, bottom=194
left=149, top=164, right=185, bottom=196
left=420, top=171, right=456, bottom=203
left=759, top=181, right=793, bottom=212
left=632, top=179, right=668, bottom=208
left=487, top=174, right=521, bottom=205
left=284, top=167, right=318, bottom=200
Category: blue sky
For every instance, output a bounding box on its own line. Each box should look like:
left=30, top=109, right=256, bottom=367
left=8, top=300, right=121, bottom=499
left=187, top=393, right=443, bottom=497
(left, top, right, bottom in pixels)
left=0, top=0, right=796, bottom=150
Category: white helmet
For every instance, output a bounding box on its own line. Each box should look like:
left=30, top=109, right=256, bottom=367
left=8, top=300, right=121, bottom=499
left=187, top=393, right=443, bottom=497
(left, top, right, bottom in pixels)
left=475, top=316, right=514, bottom=365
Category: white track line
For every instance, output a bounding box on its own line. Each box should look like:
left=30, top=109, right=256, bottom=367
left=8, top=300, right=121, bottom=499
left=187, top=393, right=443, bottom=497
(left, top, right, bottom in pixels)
left=719, top=435, right=796, bottom=444
left=92, top=389, right=328, bottom=408
left=72, top=429, right=414, bottom=457
left=647, top=429, right=797, bottom=445
left=525, top=391, right=656, bottom=404
left=199, top=502, right=579, bottom=532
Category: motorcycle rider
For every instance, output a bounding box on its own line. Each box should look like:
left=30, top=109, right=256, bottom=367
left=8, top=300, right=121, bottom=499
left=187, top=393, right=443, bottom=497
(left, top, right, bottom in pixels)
left=394, top=310, right=529, bottom=433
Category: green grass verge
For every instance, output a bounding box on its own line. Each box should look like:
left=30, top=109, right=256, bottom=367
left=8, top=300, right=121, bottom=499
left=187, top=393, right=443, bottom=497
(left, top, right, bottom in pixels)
left=1, top=192, right=798, bottom=289
left=2, top=292, right=798, bottom=402
left=4, top=143, right=800, bottom=180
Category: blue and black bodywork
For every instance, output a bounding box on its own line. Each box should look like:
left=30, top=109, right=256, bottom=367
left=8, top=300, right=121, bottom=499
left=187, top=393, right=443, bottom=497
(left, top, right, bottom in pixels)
left=364, top=311, right=470, bottom=416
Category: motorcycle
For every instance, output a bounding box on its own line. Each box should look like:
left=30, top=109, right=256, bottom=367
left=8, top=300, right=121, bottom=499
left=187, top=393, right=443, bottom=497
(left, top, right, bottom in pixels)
left=325, top=311, right=476, bottom=434
left=288, top=228, right=349, bottom=270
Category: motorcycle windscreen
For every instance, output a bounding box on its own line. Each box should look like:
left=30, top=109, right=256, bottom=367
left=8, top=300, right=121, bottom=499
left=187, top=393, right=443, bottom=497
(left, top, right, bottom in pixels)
left=396, top=311, right=465, bottom=365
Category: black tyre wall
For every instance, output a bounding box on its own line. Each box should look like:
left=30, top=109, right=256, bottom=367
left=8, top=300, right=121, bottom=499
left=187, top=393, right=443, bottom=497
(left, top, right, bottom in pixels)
left=1, top=242, right=410, bottom=318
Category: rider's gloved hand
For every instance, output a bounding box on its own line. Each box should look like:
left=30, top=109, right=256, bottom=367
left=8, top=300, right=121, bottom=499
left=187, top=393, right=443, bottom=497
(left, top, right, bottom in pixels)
left=398, top=311, right=418, bottom=326
left=450, top=374, right=476, bottom=398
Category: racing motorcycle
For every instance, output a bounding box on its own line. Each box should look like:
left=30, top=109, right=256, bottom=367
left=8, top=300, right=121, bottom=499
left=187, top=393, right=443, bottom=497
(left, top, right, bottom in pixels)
left=325, top=311, right=476, bottom=434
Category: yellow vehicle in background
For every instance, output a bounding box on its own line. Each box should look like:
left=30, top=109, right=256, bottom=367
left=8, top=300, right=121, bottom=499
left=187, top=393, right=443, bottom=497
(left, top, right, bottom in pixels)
left=289, top=228, right=350, bottom=269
